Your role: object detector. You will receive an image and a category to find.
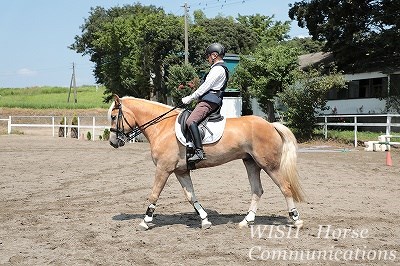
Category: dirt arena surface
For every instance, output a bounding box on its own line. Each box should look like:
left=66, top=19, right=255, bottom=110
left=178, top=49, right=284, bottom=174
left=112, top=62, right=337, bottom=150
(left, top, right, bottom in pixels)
left=0, top=135, right=399, bottom=265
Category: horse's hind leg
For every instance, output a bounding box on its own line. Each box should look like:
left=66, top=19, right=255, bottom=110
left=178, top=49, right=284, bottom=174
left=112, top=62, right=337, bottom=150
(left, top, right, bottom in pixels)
left=175, top=172, right=212, bottom=229
left=265, top=169, right=303, bottom=228
left=239, top=158, right=263, bottom=228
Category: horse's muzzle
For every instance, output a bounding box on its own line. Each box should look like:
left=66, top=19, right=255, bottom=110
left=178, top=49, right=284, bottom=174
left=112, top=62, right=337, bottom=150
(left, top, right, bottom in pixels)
left=109, top=138, right=125, bottom=148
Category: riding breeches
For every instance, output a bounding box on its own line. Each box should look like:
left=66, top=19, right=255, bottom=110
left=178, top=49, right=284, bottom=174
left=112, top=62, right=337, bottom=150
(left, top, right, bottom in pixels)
left=185, top=101, right=219, bottom=127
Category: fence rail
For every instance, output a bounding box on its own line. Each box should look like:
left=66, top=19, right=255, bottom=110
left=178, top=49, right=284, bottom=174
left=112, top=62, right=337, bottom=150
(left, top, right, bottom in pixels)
left=2, top=114, right=400, bottom=146
left=1, top=116, right=109, bottom=141
left=316, top=114, right=400, bottom=147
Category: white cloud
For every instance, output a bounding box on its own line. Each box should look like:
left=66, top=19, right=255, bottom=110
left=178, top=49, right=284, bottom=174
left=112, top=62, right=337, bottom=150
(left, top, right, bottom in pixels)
left=17, top=68, right=38, bottom=77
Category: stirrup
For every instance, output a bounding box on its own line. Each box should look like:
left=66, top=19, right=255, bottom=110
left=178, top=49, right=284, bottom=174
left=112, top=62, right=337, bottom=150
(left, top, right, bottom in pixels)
left=188, top=149, right=206, bottom=163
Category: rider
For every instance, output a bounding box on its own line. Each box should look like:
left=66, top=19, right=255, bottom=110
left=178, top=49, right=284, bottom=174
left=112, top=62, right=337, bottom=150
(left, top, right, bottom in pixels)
left=181, top=43, right=229, bottom=163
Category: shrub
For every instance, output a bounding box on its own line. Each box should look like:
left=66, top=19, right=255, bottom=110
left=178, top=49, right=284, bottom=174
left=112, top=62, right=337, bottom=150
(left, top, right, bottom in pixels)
left=58, top=117, right=67, bottom=137
left=102, top=128, right=110, bottom=141
left=86, top=131, right=92, bottom=141
left=278, top=67, right=346, bottom=140
left=70, top=116, right=78, bottom=139
left=166, top=64, right=199, bottom=106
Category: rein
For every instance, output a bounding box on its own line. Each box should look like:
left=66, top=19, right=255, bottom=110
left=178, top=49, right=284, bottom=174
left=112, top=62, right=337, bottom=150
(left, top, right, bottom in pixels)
left=111, top=102, right=186, bottom=144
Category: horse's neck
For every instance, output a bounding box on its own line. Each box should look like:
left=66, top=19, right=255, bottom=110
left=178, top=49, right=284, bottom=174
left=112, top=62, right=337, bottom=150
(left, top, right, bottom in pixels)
left=128, top=98, right=175, bottom=142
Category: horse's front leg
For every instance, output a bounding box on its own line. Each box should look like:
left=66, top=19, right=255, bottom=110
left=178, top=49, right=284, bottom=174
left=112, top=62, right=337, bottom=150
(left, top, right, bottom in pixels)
left=175, top=171, right=212, bottom=229
left=138, top=167, right=172, bottom=231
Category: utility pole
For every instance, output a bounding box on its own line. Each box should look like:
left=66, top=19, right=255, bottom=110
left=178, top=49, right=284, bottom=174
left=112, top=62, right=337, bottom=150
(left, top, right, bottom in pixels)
left=68, top=62, right=77, bottom=103
left=183, top=2, right=189, bottom=64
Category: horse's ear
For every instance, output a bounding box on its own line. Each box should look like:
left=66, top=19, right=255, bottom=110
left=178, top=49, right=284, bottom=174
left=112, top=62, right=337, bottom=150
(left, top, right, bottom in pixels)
left=114, top=94, right=120, bottom=106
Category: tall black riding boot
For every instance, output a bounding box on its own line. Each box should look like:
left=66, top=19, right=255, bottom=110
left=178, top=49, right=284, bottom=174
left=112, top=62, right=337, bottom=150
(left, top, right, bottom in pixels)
left=188, top=122, right=206, bottom=162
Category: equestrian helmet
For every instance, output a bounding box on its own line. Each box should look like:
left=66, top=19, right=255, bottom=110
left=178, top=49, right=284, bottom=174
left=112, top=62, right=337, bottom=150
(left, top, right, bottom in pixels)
left=205, top=43, right=226, bottom=57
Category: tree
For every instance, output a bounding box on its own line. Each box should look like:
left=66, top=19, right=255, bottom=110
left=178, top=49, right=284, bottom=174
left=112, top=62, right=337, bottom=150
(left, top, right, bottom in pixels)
left=70, top=4, right=183, bottom=102
left=166, top=64, right=199, bottom=105
left=278, top=67, right=346, bottom=140
left=284, top=37, right=325, bottom=54
left=236, top=14, right=291, bottom=46
left=232, top=44, right=300, bottom=121
left=288, top=0, right=400, bottom=72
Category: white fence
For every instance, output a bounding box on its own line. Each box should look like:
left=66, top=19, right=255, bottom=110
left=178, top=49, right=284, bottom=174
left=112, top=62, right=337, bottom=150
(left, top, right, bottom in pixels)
left=2, top=113, right=400, bottom=146
left=1, top=116, right=109, bottom=141
left=316, top=114, right=400, bottom=147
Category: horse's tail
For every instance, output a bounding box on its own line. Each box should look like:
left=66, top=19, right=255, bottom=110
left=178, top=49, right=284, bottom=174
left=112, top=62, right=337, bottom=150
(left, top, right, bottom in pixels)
left=272, top=122, right=305, bottom=202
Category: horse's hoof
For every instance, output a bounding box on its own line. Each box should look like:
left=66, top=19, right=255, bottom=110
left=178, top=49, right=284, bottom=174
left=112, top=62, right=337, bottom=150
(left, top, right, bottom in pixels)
left=201, top=218, right=212, bottom=229
left=294, top=219, right=304, bottom=229
left=137, top=220, right=149, bottom=231
left=238, top=219, right=249, bottom=228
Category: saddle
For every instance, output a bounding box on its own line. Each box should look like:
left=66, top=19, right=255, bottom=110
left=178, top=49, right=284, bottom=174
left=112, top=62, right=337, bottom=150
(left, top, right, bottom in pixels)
left=177, top=108, right=224, bottom=141
left=175, top=108, right=226, bottom=170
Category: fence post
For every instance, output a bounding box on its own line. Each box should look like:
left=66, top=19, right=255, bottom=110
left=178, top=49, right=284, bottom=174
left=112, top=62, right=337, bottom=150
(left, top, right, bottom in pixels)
left=386, top=115, right=391, bottom=135
left=354, top=116, right=358, bottom=147
left=92, top=117, right=96, bottom=141
left=77, top=117, right=80, bottom=140
left=52, top=116, right=55, bottom=137
left=64, top=116, right=67, bottom=138
left=324, top=116, right=328, bottom=139
left=8, top=116, right=11, bottom=134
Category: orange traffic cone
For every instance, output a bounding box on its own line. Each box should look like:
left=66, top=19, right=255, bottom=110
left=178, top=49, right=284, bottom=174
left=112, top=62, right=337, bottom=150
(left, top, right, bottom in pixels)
left=386, top=151, right=392, bottom=166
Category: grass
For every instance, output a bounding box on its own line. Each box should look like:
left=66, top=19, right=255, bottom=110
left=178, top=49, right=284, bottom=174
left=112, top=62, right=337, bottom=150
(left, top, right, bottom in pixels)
left=0, top=86, right=109, bottom=109
left=313, top=129, right=384, bottom=145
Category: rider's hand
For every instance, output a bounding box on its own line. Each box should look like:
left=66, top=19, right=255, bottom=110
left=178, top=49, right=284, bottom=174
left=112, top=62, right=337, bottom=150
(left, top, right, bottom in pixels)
left=181, top=96, right=192, bottom=104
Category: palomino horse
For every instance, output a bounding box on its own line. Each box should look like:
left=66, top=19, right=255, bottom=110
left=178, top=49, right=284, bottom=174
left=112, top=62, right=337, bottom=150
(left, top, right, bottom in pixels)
left=108, top=95, right=305, bottom=230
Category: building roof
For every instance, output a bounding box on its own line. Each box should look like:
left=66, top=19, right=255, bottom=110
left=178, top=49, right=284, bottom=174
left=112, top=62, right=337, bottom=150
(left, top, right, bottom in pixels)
left=298, top=52, right=334, bottom=70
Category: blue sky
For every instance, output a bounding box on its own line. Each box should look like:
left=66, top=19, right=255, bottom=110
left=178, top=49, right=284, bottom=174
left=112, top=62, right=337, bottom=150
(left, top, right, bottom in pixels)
left=0, top=0, right=309, bottom=88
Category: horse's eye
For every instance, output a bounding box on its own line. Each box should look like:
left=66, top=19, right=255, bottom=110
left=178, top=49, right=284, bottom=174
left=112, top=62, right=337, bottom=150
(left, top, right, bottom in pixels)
left=111, top=115, right=116, bottom=121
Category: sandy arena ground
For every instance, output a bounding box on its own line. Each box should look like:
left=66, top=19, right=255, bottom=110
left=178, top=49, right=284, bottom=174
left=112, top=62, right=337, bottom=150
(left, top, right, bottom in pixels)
left=0, top=134, right=399, bottom=265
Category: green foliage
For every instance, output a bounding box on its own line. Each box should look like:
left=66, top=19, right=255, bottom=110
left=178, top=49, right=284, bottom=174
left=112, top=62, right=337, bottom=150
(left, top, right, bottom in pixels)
left=59, top=117, right=66, bottom=125
left=0, top=86, right=108, bottom=109
left=166, top=64, right=199, bottom=105
left=236, top=14, right=291, bottom=46
left=284, top=37, right=325, bottom=54
left=71, top=4, right=184, bottom=103
left=71, top=116, right=78, bottom=125
left=86, top=131, right=92, bottom=141
left=386, top=75, right=400, bottom=113
left=278, top=67, right=346, bottom=140
left=232, top=44, right=300, bottom=120
left=319, top=129, right=384, bottom=144
left=102, top=128, right=110, bottom=141
left=289, top=0, right=400, bottom=71
left=70, top=5, right=292, bottom=102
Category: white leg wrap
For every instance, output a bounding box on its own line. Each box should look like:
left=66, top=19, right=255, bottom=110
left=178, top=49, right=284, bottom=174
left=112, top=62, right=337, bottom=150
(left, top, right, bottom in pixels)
left=144, top=204, right=156, bottom=223
left=144, top=215, right=153, bottom=223
left=245, top=211, right=256, bottom=222
left=289, top=208, right=299, bottom=221
left=193, top=202, right=207, bottom=220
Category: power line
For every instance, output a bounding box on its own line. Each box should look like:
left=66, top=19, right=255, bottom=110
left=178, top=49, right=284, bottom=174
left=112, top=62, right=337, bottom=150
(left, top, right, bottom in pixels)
left=188, top=0, right=255, bottom=12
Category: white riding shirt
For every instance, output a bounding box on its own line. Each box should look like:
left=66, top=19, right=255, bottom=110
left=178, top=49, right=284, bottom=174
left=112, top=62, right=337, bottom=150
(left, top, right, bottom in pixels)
left=188, top=60, right=226, bottom=101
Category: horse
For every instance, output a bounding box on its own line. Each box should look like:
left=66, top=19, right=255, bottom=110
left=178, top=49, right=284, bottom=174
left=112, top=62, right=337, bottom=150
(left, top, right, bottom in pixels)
left=108, top=95, right=305, bottom=230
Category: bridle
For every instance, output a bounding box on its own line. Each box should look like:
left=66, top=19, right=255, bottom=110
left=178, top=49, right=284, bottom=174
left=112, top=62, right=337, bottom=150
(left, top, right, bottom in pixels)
left=110, top=101, right=185, bottom=148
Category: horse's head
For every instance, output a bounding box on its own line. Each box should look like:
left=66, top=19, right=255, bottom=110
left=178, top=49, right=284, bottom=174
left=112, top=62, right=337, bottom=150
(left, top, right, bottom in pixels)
left=108, top=95, right=137, bottom=148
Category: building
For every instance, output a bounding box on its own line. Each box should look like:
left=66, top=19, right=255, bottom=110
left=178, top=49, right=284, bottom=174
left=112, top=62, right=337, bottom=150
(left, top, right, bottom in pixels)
left=300, top=52, right=400, bottom=115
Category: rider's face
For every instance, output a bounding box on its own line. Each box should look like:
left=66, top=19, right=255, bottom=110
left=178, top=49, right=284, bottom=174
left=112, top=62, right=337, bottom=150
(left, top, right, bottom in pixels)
left=206, top=53, right=216, bottom=64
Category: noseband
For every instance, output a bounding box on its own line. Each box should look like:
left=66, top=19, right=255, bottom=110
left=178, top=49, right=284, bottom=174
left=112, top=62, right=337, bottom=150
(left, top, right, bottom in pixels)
left=110, top=101, right=185, bottom=147
left=110, top=103, right=138, bottom=147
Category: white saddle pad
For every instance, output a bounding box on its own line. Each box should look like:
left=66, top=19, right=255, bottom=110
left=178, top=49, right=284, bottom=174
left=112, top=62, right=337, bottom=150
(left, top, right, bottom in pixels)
left=175, top=111, right=226, bottom=146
